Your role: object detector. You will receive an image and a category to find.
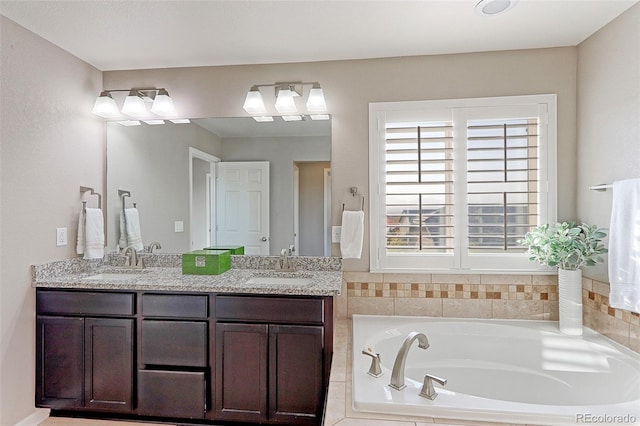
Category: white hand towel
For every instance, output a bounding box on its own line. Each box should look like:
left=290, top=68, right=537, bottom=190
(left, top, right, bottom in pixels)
left=124, top=208, right=144, bottom=251
left=340, top=210, right=365, bottom=259
left=608, top=178, right=640, bottom=313
left=83, top=208, right=105, bottom=260
left=118, top=211, right=127, bottom=250
left=76, top=207, right=85, bottom=255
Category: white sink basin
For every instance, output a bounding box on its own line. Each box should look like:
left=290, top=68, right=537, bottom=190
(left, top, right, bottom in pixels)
left=85, top=273, right=142, bottom=281
left=245, top=276, right=313, bottom=286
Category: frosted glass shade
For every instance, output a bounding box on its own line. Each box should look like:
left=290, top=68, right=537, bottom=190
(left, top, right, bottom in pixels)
left=91, top=91, right=119, bottom=118
left=275, top=88, right=297, bottom=114
left=243, top=87, right=267, bottom=115
left=306, top=85, right=327, bottom=113
left=121, top=90, right=147, bottom=117
left=150, top=89, right=176, bottom=116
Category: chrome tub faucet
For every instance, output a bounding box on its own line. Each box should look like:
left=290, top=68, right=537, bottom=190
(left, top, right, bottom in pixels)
left=389, top=331, right=429, bottom=391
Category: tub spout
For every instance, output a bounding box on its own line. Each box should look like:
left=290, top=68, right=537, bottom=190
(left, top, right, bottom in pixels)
left=389, top=331, right=429, bottom=391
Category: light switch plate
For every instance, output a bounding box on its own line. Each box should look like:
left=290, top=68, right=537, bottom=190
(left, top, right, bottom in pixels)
left=174, top=221, right=184, bottom=233
left=331, top=226, right=342, bottom=243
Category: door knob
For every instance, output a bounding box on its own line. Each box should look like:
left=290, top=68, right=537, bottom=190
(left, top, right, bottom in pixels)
left=261, top=237, right=268, bottom=241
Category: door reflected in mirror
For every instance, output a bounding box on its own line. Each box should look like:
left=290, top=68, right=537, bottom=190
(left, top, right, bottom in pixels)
left=107, top=117, right=331, bottom=256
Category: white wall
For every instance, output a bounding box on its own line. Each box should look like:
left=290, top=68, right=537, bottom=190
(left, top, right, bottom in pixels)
left=104, top=47, right=578, bottom=271
left=0, top=16, right=104, bottom=425
left=576, top=3, right=640, bottom=283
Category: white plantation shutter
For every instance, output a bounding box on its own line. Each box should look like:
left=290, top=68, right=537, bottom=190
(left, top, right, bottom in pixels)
left=370, top=95, right=556, bottom=272
left=385, top=122, right=454, bottom=253
left=466, top=118, right=540, bottom=253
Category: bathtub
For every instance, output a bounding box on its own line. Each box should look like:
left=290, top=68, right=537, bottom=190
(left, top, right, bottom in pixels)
left=352, top=315, right=640, bottom=425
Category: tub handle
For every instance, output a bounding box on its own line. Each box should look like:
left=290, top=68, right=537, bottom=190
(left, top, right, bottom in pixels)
left=361, top=349, right=383, bottom=378
left=419, top=373, right=447, bottom=400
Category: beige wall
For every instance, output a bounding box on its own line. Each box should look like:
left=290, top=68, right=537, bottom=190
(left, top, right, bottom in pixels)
left=576, top=3, right=640, bottom=283
left=0, top=16, right=104, bottom=425
left=104, top=47, right=579, bottom=272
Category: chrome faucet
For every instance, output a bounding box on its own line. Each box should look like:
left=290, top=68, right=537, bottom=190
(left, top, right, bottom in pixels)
left=123, top=246, right=144, bottom=268
left=148, top=241, right=162, bottom=253
left=389, top=332, right=429, bottom=391
left=275, top=248, right=295, bottom=271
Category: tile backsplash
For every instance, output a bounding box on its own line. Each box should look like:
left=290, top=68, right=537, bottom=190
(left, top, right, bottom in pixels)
left=338, top=271, right=639, bottom=352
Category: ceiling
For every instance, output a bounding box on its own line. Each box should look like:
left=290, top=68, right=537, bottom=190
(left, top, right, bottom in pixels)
left=193, top=117, right=331, bottom=138
left=1, top=0, right=637, bottom=71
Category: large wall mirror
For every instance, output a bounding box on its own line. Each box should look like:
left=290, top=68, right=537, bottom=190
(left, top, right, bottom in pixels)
left=106, top=117, right=331, bottom=256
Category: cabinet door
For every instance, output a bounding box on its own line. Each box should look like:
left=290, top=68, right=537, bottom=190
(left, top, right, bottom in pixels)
left=36, top=316, right=84, bottom=409
left=85, top=318, right=134, bottom=411
left=269, top=325, right=324, bottom=424
left=215, top=322, right=268, bottom=423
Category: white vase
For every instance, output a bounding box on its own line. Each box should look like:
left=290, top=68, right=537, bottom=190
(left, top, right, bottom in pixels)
left=557, top=268, right=583, bottom=335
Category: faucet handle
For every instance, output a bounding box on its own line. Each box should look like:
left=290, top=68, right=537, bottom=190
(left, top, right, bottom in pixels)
left=361, top=349, right=383, bottom=378
left=419, top=373, right=447, bottom=400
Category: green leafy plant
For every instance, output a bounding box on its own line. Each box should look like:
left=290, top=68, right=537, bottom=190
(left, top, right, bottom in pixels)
left=519, top=222, right=608, bottom=270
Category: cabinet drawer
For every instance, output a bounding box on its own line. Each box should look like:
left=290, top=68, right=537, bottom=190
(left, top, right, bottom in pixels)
left=141, top=320, right=207, bottom=367
left=138, top=370, right=206, bottom=418
left=215, top=296, right=324, bottom=324
left=142, top=294, right=208, bottom=318
left=37, top=290, right=134, bottom=316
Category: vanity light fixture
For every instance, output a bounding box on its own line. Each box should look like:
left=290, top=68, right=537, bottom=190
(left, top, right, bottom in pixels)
left=143, top=119, right=165, bottom=125
left=169, top=118, right=191, bottom=124
left=242, top=81, right=328, bottom=122
left=474, top=0, right=518, bottom=16
left=92, top=87, right=178, bottom=120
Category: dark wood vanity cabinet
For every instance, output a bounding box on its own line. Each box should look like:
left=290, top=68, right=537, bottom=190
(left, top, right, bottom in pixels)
left=36, top=289, right=333, bottom=426
left=36, top=291, right=135, bottom=411
left=215, top=295, right=330, bottom=425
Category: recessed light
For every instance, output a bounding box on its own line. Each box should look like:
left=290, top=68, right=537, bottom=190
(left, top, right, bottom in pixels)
left=117, top=120, right=141, bottom=126
left=253, top=116, right=274, bottom=122
left=169, top=119, right=191, bottom=124
left=475, top=0, right=518, bottom=16
left=143, top=120, right=165, bottom=125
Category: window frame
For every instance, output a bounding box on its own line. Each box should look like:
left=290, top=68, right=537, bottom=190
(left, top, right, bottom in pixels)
left=369, top=94, right=557, bottom=273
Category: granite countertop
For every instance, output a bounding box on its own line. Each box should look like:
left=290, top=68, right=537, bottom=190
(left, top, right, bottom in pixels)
left=32, top=256, right=342, bottom=296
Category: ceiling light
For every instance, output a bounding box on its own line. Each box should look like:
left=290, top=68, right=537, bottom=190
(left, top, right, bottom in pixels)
left=144, top=119, right=165, bottom=125
left=150, top=89, right=176, bottom=116
left=306, top=83, right=327, bottom=113
left=243, top=85, right=267, bottom=115
left=91, top=91, right=120, bottom=118
left=170, top=118, right=191, bottom=124
left=475, top=0, right=518, bottom=16
left=275, top=87, right=298, bottom=114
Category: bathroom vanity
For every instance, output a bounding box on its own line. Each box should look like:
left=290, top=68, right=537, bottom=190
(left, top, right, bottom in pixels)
left=33, top=257, right=341, bottom=426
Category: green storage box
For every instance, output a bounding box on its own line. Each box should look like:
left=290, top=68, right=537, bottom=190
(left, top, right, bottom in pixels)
left=182, top=250, right=231, bottom=275
left=203, top=245, right=245, bottom=255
